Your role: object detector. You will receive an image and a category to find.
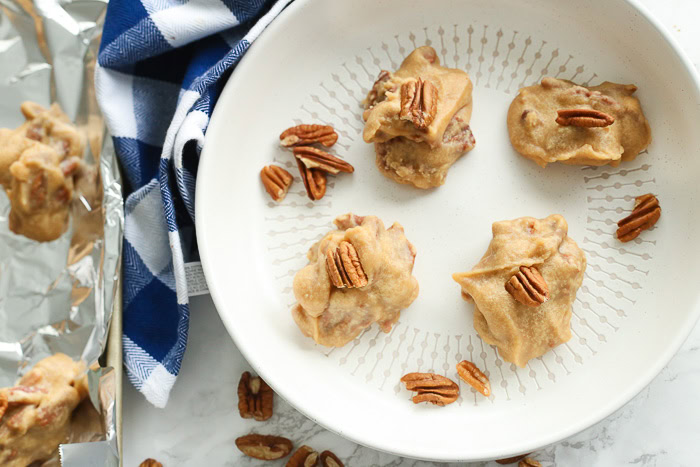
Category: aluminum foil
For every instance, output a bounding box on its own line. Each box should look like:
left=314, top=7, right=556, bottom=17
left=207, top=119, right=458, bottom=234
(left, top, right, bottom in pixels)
left=0, top=0, right=122, bottom=464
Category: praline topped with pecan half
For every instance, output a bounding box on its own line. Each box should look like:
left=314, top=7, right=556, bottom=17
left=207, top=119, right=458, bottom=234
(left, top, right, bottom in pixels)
left=453, top=215, right=586, bottom=367
left=362, top=46, right=475, bottom=189
left=508, top=77, right=651, bottom=167
left=292, top=214, right=419, bottom=347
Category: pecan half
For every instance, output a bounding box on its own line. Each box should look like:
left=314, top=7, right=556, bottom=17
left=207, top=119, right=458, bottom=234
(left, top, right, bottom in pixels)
left=616, top=193, right=660, bottom=242
left=496, top=453, right=532, bottom=465
left=296, top=158, right=327, bottom=201
left=139, top=460, right=162, bottom=467
left=519, top=458, right=542, bottom=467
left=237, top=371, right=273, bottom=421
left=400, top=78, right=438, bottom=129
left=286, top=445, right=319, bottom=467
left=456, top=360, right=491, bottom=397
left=280, top=124, right=338, bottom=148
left=505, top=266, right=550, bottom=307
left=400, top=372, right=459, bottom=406
left=366, top=70, right=392, bottom=109
left=236, top=434, right=293, bottom=460
left=293, top=146, right=354, bottom=175
left=325, top=241, right=368, bottom=288
left=261, top=165, right=293, bottom=202
left=555, top=108, right=615, bottom=127
left=320, top=450, right=344, bottom=467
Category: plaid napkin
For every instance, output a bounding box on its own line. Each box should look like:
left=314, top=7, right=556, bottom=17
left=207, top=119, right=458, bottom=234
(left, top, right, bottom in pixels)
left=96, top=0, right=292, bottom=407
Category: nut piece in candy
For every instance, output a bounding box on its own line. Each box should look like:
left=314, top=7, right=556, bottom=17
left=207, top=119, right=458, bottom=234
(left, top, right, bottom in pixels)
left=320, top=450, right=345, bottom=467
left=519, top=458, right=542, bottom=467
left=139, top=459, right=163, bottom=467
left=260, top=165, right=293, bottom=202
left=400, top=372, right=459, bottom=406
left=616, top=193, right=661, bottom=242
left=505, top=266, right=550, bottom=307
left=456, top=360, right=491, bottom=397
left=496, top=453, right=532, bottom=465
left=325, top=241, right=368, bottom=289
left=296, top=158, right=327, bottom=201
left=280, top=124, right=338, bottom=147
left=365, top=70, right=392, bottom=109
left=235, top=434, right=293, bottom=460
left=237, top=371, right=274, bottom=421
left=400, top=78, right=438, bottom=129
left=555, top=108, right=615, bottom=127
left=293, top=146, right=354, bottom=175
left=286, top=445, right=319, bottom=467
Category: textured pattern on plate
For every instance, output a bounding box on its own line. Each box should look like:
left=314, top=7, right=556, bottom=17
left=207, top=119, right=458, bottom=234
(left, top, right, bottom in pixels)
left=264, top=24, right=657, bottom=404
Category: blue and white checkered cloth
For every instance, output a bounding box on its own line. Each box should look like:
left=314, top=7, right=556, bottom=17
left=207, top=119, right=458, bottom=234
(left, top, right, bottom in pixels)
left=96, top=0, right=291, bottom=407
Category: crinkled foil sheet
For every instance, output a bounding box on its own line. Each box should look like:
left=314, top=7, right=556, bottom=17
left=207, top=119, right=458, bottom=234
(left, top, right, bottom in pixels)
left=0, top=0, right=123, bottom=464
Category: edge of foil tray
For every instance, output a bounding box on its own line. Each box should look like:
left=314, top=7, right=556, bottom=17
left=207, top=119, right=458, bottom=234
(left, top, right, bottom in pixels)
left=106, top=272, right=123, bottom=466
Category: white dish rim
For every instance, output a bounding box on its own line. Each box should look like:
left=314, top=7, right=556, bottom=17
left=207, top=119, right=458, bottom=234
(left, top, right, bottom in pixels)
left=196, top=0, right=700, bottom=460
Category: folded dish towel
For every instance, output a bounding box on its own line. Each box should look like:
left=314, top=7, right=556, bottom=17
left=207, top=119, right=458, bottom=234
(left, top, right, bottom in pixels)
left=96, top=0, right=292, bottom=407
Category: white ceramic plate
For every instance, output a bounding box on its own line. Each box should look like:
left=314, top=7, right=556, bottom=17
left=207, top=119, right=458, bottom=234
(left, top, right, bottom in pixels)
left=197, top=0, right=700, bottom=461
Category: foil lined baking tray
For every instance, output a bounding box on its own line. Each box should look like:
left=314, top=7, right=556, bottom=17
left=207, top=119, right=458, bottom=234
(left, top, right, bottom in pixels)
left=0, top=0, right=123, bottom=464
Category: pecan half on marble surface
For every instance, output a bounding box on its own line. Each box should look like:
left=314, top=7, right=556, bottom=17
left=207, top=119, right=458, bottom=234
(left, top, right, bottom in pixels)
left=296, top=158, right=327, bottom=201
left=293, top=146, right=354, bottom=175
left=505, top=266, right=550, bottom=307
left=519, top=458, right=542, bottom=467
left=320, top=450, right=345, bottom=467
left=260, top=165, right=293, bottom=202
left=139, top=459, right=163, bottom=467
left=400, top=78, right=438, bottom=129
left=496, top=453, right=532, bottom=465
left=616, top=193, right=661, bottom=242
left=236, top=434, right=293, bottom=460
left=400, top=372, right=459, bottom=406
left=286, top=445, right=319, bottom=467
left=456, top=360, right=491, bottom=397
left=280, top=124, right=338, bottom=148
left=555, top=108, right=615, bottom=127
left=237, top=371, right=273, bottom=421
left=325, top=241, right=368, bottom=289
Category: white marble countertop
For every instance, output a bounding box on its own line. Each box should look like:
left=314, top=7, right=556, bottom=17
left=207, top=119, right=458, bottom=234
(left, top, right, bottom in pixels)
left=123, top=1, right=700, bottom=465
